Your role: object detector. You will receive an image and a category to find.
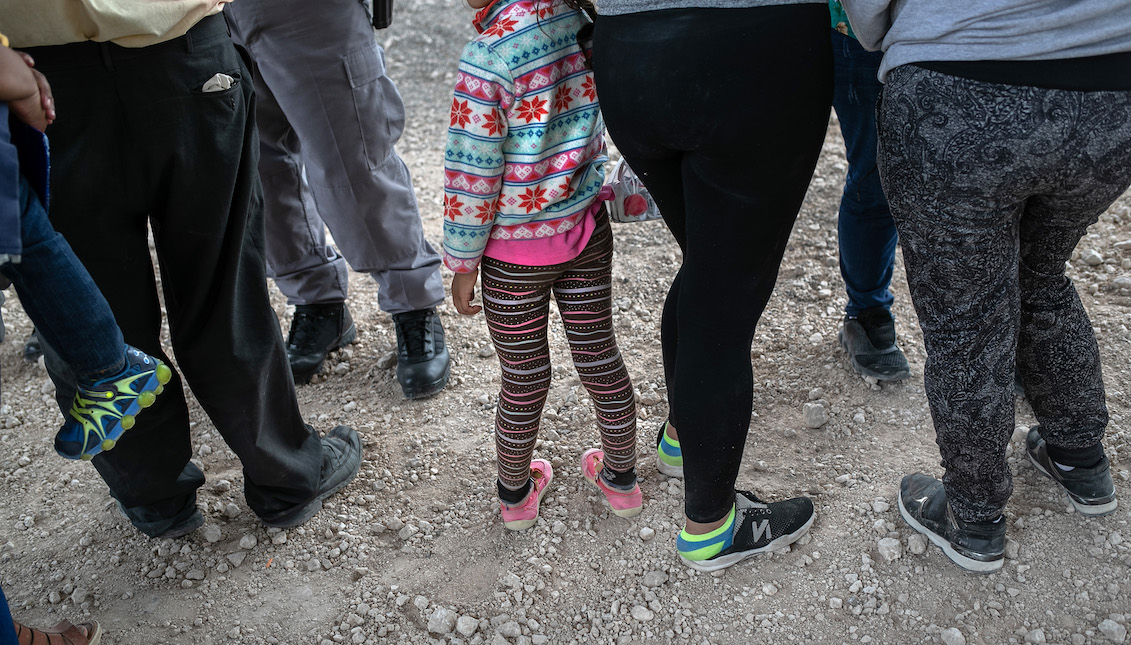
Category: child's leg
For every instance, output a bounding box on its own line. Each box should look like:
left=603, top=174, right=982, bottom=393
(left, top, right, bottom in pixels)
left=480, top=257, right=558, bottom=499
left=553, top=216, right=637, bottom=476
left=0, top=175, right=124, bottom=381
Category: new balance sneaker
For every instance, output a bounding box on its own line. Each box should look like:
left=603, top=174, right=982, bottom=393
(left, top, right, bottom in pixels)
left=678, top=490, right=814, bottom=572
left=655, top=419, right=683, bottom=478
left=1026, top=428, right=1117, bottom=516
left=501, top=459, right=553, bottom=531
left=55, top=345, right=173, bottom=461
left=581, top=448, right=642, bottom=518
left=897, top=473, right=1005, bottom=573
left=839, top=307, right=910, bottom=381
left=606, top=158, right=661, bottom=224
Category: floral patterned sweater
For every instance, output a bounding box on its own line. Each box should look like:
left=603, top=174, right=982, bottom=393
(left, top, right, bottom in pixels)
left=442, top=0, right=606, bottom=273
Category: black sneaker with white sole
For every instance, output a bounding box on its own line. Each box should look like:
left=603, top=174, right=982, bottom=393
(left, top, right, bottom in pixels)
left=1026, top=427, right=1117, bottom=516
left=679, top=490, right=814, bottom=572
left=898, top=473, right=1005, bottom=574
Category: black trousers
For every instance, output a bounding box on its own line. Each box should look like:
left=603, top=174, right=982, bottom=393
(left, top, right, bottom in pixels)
left=27, top=14, right=324, bottom=537
left=594, top=5, right=832, bottom=523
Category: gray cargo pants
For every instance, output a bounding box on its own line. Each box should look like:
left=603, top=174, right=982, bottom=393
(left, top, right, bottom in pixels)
left=227, top=0, right=444, bottom=314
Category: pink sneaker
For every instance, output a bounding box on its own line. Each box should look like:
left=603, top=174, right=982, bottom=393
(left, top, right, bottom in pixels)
left=581, top=448, right=643, bottom=518
left=500, top=459, right=553, bottom=531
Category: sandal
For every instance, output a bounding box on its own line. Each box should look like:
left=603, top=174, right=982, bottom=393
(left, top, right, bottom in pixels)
left=14, top=619, right=101, bottom=645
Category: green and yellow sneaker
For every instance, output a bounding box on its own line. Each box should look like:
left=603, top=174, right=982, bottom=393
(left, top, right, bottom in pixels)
left=55, top=345, right=173, bottom=460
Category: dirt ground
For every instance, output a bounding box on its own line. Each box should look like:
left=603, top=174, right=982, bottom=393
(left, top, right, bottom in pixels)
left=1, top=2, right=1129, bottom=644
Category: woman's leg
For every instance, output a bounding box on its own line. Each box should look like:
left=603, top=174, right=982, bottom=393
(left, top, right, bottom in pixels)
left=480, top=258, right=558, bottom=495
left=595, top=4, right=832, bottom=524
left=553, top=215, right=637, bottom=472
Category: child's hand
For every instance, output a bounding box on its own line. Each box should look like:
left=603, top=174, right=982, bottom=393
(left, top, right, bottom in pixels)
left=4, top=51, right=55, bottom=131
left=451, top=268, right=483, bottom=315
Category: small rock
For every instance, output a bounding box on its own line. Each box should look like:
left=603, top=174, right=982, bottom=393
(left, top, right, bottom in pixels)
left=477, top=345, right=496, bottom=358
left=877, top=537, right=902, bottom=562
left=456, top=615, right=479, bottom=637
left=639, top=527, right=655, bottom=541
left=335, top=363, right=351, bottom=376
left=1099, top=619, right=1127, bottom=643
left=306, top=559, right=322, bottom=572
left=804, top=403, right=829, bottom=429
left=202, top=525, right=222, bottom=543
left=48, top=591, right=61, bottom=604
left=224, top=503, right=241, bottom=519
left=213, top=479, right=232, bottom=493
left=413, top=596, right=429, bottom=611
left=829, top=597, right=843, bottom=610
left=872, top=500, right=890, bottom=513
left=1082, top=250, right=1104, bottom=266
left=185, top=569, right=206, bottom=581
left=226, top=552, right=247, bottom=568
left=907, top=534, right=927, bottom=555
left=642, top=571, right=668, bottom=588
left=376, top=351, right=398, bottom=369
left=762, top=583, right=778, bottom=596
left=807, top=388, right=824, bottom=401
left=1025, top=628, right=1046, bottom=644
left=941, top=627, right=966, bottom=645
left=272, top=531, right=287, bottom=545
left=71, top=588, right=87, bottom=605
left=630, top=606, right=654, bottom=622
left=497, top=621, right=522, bottom=638
left=551, top=521, right=566, bottom=535
left=1004, top=538, right=1020, bottom=560
left=428, top=608, right=458, bottom=635
left=239, top=534, right=257, bottom=550
left=399, top=524, right=419, bottom=541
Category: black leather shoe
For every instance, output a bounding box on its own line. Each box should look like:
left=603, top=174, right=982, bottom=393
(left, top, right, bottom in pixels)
left=392, top=307, right=450, bottom=399
left=261, top=425, right=361, bottom=529
left=286, top=303, right=357, bottom=384
left=898, top=473, right=1005, bottom=573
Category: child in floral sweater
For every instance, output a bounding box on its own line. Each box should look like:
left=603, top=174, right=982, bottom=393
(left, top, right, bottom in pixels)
left=445, top=0, right=641, bottom=529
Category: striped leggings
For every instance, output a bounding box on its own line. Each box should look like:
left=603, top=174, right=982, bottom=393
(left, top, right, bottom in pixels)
left=481, top=217, right=637, bottom=490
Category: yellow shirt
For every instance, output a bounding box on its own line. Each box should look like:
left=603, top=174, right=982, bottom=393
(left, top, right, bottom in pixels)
left=3, top=0, right=231, bottom=49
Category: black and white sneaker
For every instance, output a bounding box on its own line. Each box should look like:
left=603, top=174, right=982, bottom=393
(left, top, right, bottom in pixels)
left=1026, top=428, right=1117, bottom=516
left=898, top=473, right=1005, bottom=574
left=680, top=490, right=814, bottom=572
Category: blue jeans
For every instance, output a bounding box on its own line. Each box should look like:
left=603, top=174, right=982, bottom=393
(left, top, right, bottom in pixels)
left=0, top=175, right=124, bottom=381
left=831, top=29, right=897, bottom=316
left=0, top=585, right=17, bottom=645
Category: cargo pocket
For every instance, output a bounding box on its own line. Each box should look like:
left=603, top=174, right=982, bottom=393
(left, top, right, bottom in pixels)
left=343, top=44, right=406, bottom=171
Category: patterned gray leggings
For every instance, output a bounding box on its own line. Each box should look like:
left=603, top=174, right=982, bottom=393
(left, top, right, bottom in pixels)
left=877, top=64, right=1131, bottom=522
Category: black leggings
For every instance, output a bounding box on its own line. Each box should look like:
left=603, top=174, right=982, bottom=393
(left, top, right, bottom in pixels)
left=594, top=4, right=831, bottom=523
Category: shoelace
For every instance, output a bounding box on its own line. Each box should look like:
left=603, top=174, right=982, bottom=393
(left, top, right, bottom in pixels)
left=398, top=312, right=433, bottom=357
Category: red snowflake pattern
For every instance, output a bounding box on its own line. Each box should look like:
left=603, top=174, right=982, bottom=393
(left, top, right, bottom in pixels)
left=474, top=201, right=496, bottom=224
left=450, top=99, right=472, bottom=129
left=515, top=96, right=548, bottom=124
left=481, top=108, right=505, bottom=136
left=444, top=194, right=465, bottom=221
left=518, top=187, right=549, bottom=213
left=553, top=86, right=573, bottom=112
left=581, top=77, right=596, bottom=103
left=483, top=16, right=518, bottom=38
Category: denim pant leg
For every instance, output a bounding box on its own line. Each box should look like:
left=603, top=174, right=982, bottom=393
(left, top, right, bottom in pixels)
left=0, top=585, right=16, bottom=645
left=0, top=175, right=124, bottom=381
left=831, top=30, right=897, bottom=316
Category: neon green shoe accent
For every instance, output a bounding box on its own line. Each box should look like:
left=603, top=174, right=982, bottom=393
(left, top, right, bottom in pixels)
left=677, top=505, right=736, bottom=561
left=156, top=364, right=173, bottom=384
left=101, top=439, right=116, bottom=451
left=121, top=415, right=135, bottom=430
left=139, top=391, right=157, bottom=407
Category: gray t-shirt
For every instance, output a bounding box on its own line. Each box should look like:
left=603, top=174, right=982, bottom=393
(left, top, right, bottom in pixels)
left=597, top=0, right=821, bottom=18
left=843, top=0, right=1131, bottom=82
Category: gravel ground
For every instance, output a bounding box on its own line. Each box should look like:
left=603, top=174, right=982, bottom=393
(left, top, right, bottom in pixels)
left=0, top=2, right=1129, bottom=644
